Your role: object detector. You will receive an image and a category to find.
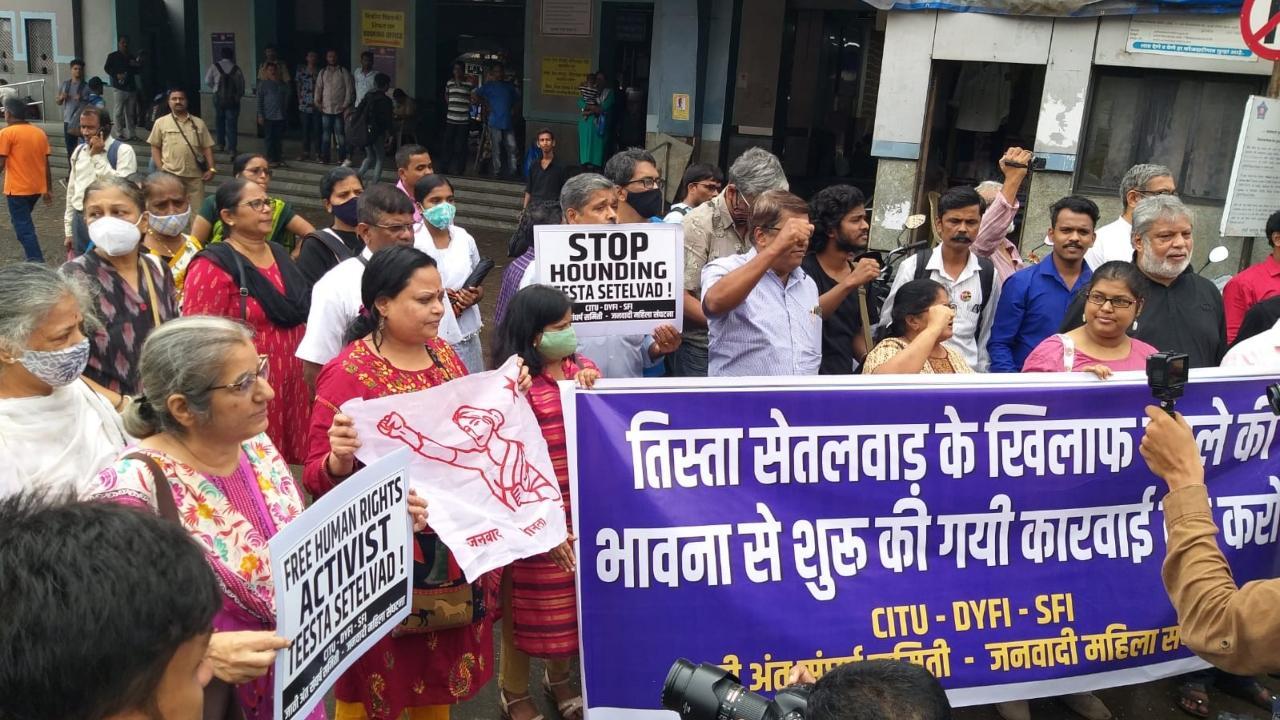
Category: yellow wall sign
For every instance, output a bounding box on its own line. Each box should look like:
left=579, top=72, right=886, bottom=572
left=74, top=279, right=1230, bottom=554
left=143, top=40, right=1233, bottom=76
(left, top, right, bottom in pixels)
left=362, top=10, right=405, bottom=48
left=541, top=56, right=592, bottom=97
left=672, top=93, right=691, bottom=121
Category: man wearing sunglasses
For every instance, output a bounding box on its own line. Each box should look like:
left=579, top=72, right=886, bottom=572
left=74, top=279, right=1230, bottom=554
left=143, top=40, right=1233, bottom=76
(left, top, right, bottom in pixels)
left=296, top=184, right=463, bottom=387
left=1086, top=163, right=1176, bottom=270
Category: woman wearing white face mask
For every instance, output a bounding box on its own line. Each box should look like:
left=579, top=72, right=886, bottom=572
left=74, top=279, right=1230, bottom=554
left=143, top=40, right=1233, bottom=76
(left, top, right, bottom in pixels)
left=0, top=263, right=129, bottom=498
left=413, top=174, right=487, bottom=373
left=61, top=176, right=178, bottom=396
left=141, top=171, right=202, bottom=305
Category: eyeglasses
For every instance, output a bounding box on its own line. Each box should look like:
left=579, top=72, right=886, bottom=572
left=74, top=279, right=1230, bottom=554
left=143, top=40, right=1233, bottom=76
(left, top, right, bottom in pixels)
left=1086, top=292, right=1137, bottom=309
left=626, top=177, right=664, bottom=190
left=695, top=181, right=722, bottom=193
left=1136, top=188, right=1177, bottom=198
left=939, top=302, right=958, bottom=311
left=375, top=220, right=423, bottom=235
left=209, top=355, right=269, bottom=394
left=240, top=198, right=274, bottom=212
left=244, top=166, right=273, bottom=178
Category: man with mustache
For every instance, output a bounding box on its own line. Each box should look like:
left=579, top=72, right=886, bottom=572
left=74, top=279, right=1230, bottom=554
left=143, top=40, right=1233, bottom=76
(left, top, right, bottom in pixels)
left=1059, top=195, right=1226, bottom=368
left=802, top=185, right=880, bottom=373
left=879, top=187, right=1000, bottom=372
left=987, top=196, right=1098, bottom=372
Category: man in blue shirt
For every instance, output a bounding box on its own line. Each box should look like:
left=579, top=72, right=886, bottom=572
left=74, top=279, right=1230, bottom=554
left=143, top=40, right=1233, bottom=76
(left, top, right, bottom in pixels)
left=472, top=63, right=521, bottom=178
left=988, top=195, right=1099, bottom=372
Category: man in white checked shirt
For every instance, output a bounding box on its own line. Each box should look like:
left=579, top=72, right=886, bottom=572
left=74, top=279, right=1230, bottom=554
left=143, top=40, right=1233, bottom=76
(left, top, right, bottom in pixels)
left=702, top=190, right=822, bottom=377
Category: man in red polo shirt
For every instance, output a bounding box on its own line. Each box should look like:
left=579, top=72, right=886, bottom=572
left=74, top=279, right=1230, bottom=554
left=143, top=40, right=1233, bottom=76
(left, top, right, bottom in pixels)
left=1222, top=209, right=1280, bottom=343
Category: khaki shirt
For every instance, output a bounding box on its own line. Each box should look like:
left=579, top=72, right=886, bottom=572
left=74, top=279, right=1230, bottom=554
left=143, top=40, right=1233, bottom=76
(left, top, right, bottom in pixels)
left=1162, top=483, right=1280, bottom=674
left=147, top=113, right=213, bottom=179
left=682, top=192, right=749, bottom=348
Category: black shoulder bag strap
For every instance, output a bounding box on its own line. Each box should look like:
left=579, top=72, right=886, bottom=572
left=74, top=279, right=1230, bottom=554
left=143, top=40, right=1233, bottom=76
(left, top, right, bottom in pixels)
left=172, top=116, right=208, bottom=172
left=975, top=255, right=996, bottom=321
left=230, top=249, right=250, bottom=321
left=125, top=452, right=179, bottom=523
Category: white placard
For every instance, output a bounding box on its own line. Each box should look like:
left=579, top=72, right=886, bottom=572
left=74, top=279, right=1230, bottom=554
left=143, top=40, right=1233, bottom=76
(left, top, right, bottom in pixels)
left=343, top=357, right=569, bottom=582
left=541, top=0, right=592, bottom=36
left=1126, top=14, right=1257, bottom=61
left=1221, top=96, right=1280, bottom=238
left=270, top=450, right=413, bottom=720
left=533, top=223, right=685, bottom=338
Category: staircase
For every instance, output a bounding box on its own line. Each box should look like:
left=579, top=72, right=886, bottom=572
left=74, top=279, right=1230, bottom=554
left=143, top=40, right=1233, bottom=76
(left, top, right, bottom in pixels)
left=46, top=131, right=522, bottom=234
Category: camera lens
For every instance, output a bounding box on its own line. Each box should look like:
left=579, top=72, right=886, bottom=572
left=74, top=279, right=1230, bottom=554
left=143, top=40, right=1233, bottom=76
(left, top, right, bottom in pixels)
left=661, top=659, right=698, bottom=712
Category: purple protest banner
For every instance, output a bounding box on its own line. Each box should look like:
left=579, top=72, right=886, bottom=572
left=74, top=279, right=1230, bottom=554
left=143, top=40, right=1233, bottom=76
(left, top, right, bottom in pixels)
left=564, top=370, right=1280, bottom=718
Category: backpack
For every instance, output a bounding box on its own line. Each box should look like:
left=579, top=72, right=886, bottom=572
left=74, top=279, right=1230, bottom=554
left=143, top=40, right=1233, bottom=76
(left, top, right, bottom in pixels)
left=213, top=63, right=244, bottom=109
left=72, top=140, right=121, bottom=170
left=912, top=246, right=996, bottom=322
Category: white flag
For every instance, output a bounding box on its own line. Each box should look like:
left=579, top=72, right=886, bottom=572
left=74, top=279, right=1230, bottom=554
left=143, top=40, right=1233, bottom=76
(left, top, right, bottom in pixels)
left=344, top=356, right=568, bottom=581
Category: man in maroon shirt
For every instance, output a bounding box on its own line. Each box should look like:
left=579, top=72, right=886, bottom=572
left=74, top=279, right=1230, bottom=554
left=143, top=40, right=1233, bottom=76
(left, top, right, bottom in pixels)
left=1222, top=209, right=1280, bottom=343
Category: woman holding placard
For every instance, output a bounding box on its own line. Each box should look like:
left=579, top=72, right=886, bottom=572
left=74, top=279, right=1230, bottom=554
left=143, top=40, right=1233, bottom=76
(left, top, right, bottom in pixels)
left=304, top=245, right=532, bottom=720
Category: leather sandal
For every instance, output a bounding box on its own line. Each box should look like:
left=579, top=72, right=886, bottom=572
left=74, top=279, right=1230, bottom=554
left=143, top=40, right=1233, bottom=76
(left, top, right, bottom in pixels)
left=543, top=669, right=584, bottom=720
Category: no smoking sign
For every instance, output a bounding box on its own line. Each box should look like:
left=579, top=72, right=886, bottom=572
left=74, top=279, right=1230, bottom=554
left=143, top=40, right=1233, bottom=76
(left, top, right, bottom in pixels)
left=1241, top=0, right=1280, bottom=62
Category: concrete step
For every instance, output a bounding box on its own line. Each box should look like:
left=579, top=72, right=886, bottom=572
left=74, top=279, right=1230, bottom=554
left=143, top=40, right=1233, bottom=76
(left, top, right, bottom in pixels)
left=52, top=138, right=523, bottom=232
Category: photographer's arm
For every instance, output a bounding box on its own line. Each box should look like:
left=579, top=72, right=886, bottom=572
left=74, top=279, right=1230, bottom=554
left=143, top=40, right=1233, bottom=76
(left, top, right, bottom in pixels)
left=1144, top=407, right=1280, bottom=674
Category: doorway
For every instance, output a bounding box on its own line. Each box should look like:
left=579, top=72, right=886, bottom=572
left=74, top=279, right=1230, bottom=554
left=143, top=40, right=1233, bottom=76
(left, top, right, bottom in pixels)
left=916, top=60, right=1045, bottom=241
left=599, top=3, right=653, bottom=153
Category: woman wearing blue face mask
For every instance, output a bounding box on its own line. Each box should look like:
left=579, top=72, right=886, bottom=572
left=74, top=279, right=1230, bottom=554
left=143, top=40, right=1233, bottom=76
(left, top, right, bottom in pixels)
left=414, top=173, right=487, bottom=373
left=61, top=176, right=179, bottom=396
left=141, top=171, right=202, bottom=306
left=0, top=263, right=129, bottom=498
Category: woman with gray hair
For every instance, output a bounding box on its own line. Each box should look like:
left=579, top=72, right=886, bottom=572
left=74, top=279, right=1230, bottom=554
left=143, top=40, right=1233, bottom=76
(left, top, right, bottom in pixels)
left=88, top=315, right=428, bottom=720
left=0, top=263, right=128, bottom=498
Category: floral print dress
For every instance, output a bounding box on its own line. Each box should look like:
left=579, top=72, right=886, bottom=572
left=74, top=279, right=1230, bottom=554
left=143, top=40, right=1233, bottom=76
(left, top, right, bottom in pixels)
left=90, top=433, right=324, bottom=720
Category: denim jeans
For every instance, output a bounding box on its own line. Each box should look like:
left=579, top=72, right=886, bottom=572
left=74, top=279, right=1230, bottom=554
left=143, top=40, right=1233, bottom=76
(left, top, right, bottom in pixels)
left=62, top=122, right=77, bottom=158
left=357, top=136, right=384, bottom=185
left=300, top=111, right=320, bottom=156
left=216, top=106, right=240, bottom=154
left=264, top=119, right=285, bottom=163
left=486, top=126, right=518, bottom=175
left=321, top=112, right=347, bottom=162
left=7, top=194, right=43, bottom=262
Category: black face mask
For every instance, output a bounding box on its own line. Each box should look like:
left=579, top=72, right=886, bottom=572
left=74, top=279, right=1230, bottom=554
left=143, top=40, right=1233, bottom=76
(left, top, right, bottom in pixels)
left=629, top=188, right=665, bottom=219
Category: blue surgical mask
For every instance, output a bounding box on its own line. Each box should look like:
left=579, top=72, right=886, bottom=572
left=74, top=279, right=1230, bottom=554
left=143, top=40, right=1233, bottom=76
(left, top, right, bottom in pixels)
left=20, top=339, right=91, bottom=388
left=423, top=201, right=456, bottom=230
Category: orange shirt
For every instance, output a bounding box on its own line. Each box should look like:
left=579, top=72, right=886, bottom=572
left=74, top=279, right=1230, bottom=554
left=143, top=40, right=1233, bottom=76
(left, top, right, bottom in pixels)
left=0, top=122, right=51, bottom=196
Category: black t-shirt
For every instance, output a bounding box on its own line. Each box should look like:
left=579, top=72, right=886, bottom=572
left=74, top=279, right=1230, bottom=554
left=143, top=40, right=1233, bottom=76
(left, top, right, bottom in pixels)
left=1234, top=295, right=1280, bottom=347
left=1059, top=265, right=1226, bottom=368
left=802, top=254, right=878, bottom=375
left=526, top=159, right=569, bottom=204
left=296, top=228, right=363, bottom=286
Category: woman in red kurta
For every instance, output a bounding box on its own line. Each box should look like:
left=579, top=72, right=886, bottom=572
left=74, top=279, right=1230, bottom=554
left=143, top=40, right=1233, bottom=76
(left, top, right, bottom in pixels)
left=304, top=246, right=506, bottom=720
left=489, top=285, right=599, bottom=720
left=183, top=178, right=312, bottom=465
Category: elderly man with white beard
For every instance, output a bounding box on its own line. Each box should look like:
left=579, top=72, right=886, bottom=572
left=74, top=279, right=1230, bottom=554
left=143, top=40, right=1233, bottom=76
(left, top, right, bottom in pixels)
left=1059, top=195, right=1226, bottom=368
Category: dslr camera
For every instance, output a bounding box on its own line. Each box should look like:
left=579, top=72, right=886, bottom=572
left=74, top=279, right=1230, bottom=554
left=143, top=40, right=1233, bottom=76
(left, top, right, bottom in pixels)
left=662, top=659, right=809, bottom=720
left=1146, top=351, right=1189, bottom=414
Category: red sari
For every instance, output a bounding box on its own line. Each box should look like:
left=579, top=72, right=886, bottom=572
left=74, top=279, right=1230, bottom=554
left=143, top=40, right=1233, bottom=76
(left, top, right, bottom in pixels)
left=183, top=257, right=309, bottom=465
left=304, top=338, right=495, bottom=718
left=511, top=353, right=599, bottom=657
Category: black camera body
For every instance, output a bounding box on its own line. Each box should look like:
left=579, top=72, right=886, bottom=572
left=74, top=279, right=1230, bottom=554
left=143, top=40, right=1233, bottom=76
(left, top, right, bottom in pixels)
left=663, top=659, right=809, bottom=720
left=1146, top=351, right=1189, bottom=414
left=1267, top=383, right=1280, bottom=417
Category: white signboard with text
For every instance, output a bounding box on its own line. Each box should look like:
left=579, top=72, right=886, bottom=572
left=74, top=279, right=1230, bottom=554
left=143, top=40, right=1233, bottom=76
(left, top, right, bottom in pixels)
left=533, top=223, right=685, bottom=338
left=1221, top=96, right=1280, bottom=237
left=1126, top=14, right=1257, bottom=61
left=270, top=451, right=413, bottom=720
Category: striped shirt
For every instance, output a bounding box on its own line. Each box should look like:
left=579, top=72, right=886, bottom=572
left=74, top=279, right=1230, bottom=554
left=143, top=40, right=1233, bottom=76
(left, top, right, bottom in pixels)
left=702, top=249, right=823, bottom=377
left=446, top=80, right=473, bottom=124
left=579, top=83, right=599, bottom=105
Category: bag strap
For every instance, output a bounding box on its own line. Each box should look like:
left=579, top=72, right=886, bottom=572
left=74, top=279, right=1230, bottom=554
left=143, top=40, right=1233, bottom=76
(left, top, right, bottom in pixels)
left=230, top=249, right=249, bottom=321
left=975, top=255, right=996, bottom=321
left=1058, top=333, right=1076, bottom=371
left=139, top=255, right=163, bottom=328
left=912, top=247, right=932, bottom=282
left=172, top=116, right=203, bottom=165
left=126, top=451, right=179, bottom=523
left=314, top=228, right=354, bottom=263
left=105, top=139, right=119, bottom=170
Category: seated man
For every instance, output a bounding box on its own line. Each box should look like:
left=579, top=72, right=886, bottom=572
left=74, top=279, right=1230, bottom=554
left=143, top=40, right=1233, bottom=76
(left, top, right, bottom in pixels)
left=0, top=492, right=219, bottom=720
left=702, top=189, right=821, bottom=376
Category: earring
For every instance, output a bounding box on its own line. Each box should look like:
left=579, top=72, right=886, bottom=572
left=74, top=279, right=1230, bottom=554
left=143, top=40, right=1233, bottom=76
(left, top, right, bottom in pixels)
left=1132, top=318, right=1139, bottom=332
left=1082, top=312, right=1087, bottom=323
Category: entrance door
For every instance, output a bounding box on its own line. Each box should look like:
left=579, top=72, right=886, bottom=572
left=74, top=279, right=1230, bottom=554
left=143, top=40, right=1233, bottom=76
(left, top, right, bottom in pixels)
left=600, top=3, right=653, bottom=152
